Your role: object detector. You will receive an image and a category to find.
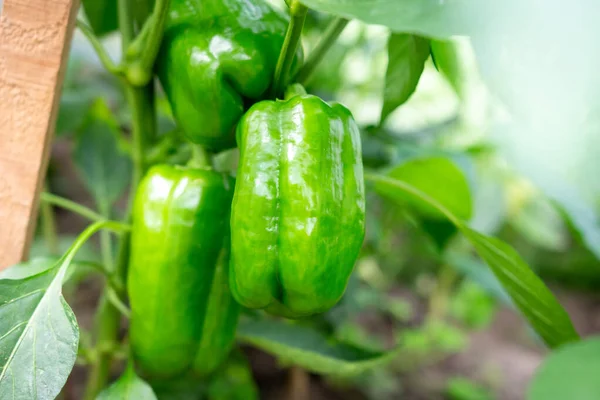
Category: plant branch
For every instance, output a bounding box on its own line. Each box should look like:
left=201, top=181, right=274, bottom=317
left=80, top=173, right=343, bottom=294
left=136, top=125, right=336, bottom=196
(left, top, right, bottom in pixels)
left=296, top=17, right=348, bottom=84
left=83, top=0, right=155, bottom=395
left=40, top=192, right=106, bottom=223
left=125, top=0, right=171, bottom=86
left=270, top=0, right=308, bottom=98
left=76, top=20, right=122, bottom=76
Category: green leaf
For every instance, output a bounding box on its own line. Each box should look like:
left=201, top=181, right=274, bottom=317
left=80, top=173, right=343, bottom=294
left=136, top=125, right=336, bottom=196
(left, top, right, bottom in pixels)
left=299, top=0, right=466, bottom=37
left=368, top=172, right=579, bottom=349
left=73, top=99, right=132, bottom=214
left=81, top=0, right=118, bottom=37
left=381, top=34, right=430, bottom=122
left=0, top=260, right=78, bottom=399
left=237, top=319, right=397, bottom=376
left=528, top=336, right=600, bottom=400
left=97, top=364, right=157, bottom=400
left=375, top=157, right=472, bottom=221
left=430, top=38, right=472, bottom=98
left=0, top=258, right=56, bottom=280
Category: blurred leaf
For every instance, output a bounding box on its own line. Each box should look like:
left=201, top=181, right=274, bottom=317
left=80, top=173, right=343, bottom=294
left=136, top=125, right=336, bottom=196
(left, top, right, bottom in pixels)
left=446, top=377, right=493, bottom=400
left=73, top=99, right=132, bottom=214
left=56, top=91, right=94, bottom=136
left=369, top=172, right=579, bottom=348
left=0, top=259, right=78, bottom=399
left=81, top=0, right=118, bottom=37
left=97, top=364, right=157, bottom=400
left=207, top=350, right=259, bottom=400
left=381, top=34, right=430, bottom=123
left=430, top=39, right=470, bottom=98
left=237, top=319, right=397, bottom=376
left=376, top=157, right=472, bottom=220
left=528, top=336, right=600, bottom=400
left=299, top=0, right=468, bottom=37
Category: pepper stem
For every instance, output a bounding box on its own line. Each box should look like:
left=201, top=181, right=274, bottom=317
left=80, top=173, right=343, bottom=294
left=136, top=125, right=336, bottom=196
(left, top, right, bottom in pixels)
left=189, top=144, right=211, bottom=169
left=284, top=83, right=308, bottom=100
left=270, top=0, right=308, bottom=98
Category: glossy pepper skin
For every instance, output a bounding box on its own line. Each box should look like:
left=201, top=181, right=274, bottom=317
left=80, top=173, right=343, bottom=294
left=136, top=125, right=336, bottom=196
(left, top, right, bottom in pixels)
left=156, top=0, right=296, bottom=151
left=128, top=164, right=234, bottom=379
left=192, top=234, right=241, bottom=377
left=230, top=92, right=366, bottom=318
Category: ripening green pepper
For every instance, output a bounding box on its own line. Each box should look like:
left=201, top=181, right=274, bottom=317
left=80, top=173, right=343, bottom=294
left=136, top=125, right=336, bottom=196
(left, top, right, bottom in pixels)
left=192, top=235, right=241, bottom=378
left=230, top=86, right=366, bottom=318
left=156, top=0, right=298, bottom=151
left=128, top=164, right=234, bottom=379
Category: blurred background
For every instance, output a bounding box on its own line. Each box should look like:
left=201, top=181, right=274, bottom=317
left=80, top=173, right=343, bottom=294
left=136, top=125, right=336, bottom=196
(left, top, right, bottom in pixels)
left=24, top=1, right=600, bottom=399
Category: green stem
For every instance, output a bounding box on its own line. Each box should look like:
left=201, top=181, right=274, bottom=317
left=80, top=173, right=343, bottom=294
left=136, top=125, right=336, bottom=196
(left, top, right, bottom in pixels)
left=40, top=185, right=59, bottom=255
left=188, top=144, right=211, bottom=168
left=83, top=0, right=155, bottom=396
left=119, top=0, right=135, bottom=48
left=270, top=0, right=308, bottom=98
left=296, top=17, right=348, bottom=85
left=125, top=0, right=171, bottom=86
left=284, top=83, right=307, bottom=100
left=40, top=192, right=106, bottom=223
left=63, top=220, right=130, bottom=267
left=76, top=20, right=122, bottom=76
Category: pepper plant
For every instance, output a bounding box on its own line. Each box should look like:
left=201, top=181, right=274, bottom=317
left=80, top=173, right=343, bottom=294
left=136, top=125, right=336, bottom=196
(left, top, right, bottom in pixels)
left=1, top=0, right=595, bottom=399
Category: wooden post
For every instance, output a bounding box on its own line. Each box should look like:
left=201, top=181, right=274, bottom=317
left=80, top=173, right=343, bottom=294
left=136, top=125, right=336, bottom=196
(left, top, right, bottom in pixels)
left=0, top=0, right=79, bottom=269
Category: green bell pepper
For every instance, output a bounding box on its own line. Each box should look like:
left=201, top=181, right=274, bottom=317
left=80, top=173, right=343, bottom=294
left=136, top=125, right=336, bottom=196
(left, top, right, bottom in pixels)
left=156, top=0, right=299, bottom=150
left=229, top=85, right=366, bottom=318
left=128, top=164, right=234, bottom=379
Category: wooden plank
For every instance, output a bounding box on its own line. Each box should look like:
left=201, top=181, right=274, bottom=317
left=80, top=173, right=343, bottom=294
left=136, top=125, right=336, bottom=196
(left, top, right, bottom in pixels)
left=0, top=0, right=80, bottom=269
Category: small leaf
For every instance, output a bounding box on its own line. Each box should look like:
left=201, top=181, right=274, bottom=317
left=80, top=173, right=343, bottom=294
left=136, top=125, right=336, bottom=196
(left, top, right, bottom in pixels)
left=430, top=38, right=473, bottom=98
left=0, top=260, right=79, bottom=399
left=73, top=99, right=132, bottom=214
left=97, top=364, right=157, bottom=400
left=528, top=336, right=600, bottom=400
left=376, top=157, right=473, bottom=221
left=81, top=0, right=118, bottom=37
left=369, top=172, right=579, bottom=348
left=381, top=33, right=430, bottom=122
left=237, top=319, right=398, bottom=376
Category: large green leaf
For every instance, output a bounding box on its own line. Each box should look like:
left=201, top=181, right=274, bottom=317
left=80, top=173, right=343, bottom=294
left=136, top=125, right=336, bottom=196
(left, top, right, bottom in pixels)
left=237, top=320, right=398, bottom=376
left=97, top=364, right=157, bottom=400
left=375, top=157, right=472, bottom=221
left=81, top=0, right=118, bottom=37
left=0, top=259, right=78, bottom=399
left=528, top=336, right=600, bottom=400
left=369, top=171, right=579, bottom=348
left=299, top=0, right=468, bottom=37
left=73, top=99, right=132, bottom=214
left=381, top=34, right=430, bottom=123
